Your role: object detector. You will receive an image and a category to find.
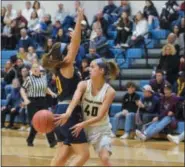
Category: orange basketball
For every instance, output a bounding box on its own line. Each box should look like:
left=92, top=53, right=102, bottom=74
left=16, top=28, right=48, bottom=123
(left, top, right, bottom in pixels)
left=32, top=110, right=55, bottom=134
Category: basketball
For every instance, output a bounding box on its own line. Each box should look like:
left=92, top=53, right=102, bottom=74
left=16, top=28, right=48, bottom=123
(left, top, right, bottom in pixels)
left=32, top=110, right=55, bottom=134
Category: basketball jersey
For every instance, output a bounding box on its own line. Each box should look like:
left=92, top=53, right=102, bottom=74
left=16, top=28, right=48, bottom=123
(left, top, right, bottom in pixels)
left=55, top=69, right=81, bottom=102
left=82, top=80, right=110, bottom=127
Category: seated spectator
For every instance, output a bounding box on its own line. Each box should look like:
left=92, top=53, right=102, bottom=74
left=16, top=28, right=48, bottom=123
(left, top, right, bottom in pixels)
left=80, top=59, right=90, bottom=80
left=18, top=28, right=34, bottom=51
left=81, top=20, right=91, bottom=44
left=180, top=1, right=185, bottom=11
left=150, top=70, right=170, bottom=97
left=26, top=46, right=38, bottom=62
left=179, top=32, right=185, bottom=57
left=52, top=20, right=62, bottom=39
left=85, top=45, right=100, bottom=62
left=3, top=4, right=17, bottom=25
left=2, top=60, right=12, bottom=78
left=32, top=0, right=44, bottom=21
left=1, top=7, right=6, bottom=31
left=173, top=71, right=185, bottom=97
left=143, top=0, right=159, bottom=25
left=15, top=10, right=28, bottom=29
left=91, top=11, right=109, bottom=38
left=22, top=1, right=33, bottom=22
left=19, top=66, right=30, bottom=85
left=115, top=11, right=133, bottom=46
left=1, top=19, right=13, bottom=49
left=102, top=0, right=117, bottom=24
left=179, top=55, right=185, bottom=71
left=112, top=0, right=131, bottom=18
left=136, top=85, right=160, bottom=124
left=173, top=25, right=180, bottom=39
left=27, top=11, right=40, bottom=32
left=54, top=3, right=68, bottom=24
left=91, top=29, right=108, bottom=57
left=179, top=17, right=185, bottom=34
left=167, top=132, right=185, bottom=144
left=1, top=78, right=22, bottom=129
left=111, top=82, right=140, bottom=139
left=44, top=38, right=54, bottom=53
left=55, top=28, right=70, bottom=43
left=17, top=47, right=27, bottom=61
left=123, top=11, right=148, bottom=48
left=157, top=44, right=179, bottom=85
left=159, top=0, right=180, bottom=29
left=136, top=83, right=179, bottom=141
left=167, top=33, right=180, bottom=57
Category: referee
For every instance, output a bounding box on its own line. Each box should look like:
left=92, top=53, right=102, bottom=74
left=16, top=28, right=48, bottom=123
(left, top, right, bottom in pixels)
left=20, top=63, right=57, bottom=147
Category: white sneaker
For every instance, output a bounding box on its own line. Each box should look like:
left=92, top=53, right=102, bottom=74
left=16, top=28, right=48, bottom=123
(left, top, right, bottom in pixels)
left=18, top=126, right=26, bottom=131
left=120, top=133, right=129, bottom=139
left=121, top=43, right=129, bottom=47
left=110, top=132, right=116, bottom=138
left=167, top=134, right=180, bottom=145
left=135, top=130, right=147, bottom=141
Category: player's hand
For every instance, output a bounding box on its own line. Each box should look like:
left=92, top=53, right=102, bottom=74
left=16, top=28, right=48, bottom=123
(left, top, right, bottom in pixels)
left=54, top=113, right=70, bottom=126
left=50, top=92, right=57, bottom=98
left=70, top=122, right=85, bottom=137
left=122, top=110, right=129, bottom=116
left=168, top=111, right=174, bottom=116
left=152, top=117, right=158, bottom=122
left=24, top=99, right=30, bottom=105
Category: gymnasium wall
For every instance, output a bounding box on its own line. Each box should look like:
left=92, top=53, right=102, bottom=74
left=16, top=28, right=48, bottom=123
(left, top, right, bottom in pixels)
left=2, top=0, right=184, bottom=23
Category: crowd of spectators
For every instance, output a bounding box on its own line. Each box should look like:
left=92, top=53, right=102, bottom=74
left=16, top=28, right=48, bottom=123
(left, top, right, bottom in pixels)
left=1, top=0, right=184, bottom=144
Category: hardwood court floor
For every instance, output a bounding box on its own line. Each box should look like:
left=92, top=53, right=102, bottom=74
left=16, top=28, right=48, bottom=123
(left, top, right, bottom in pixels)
left=1, top=129, right=184, bottom=166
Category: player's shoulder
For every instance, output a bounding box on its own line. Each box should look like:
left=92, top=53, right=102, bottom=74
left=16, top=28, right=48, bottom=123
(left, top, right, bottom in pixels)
left=78, top=80, right=88, bottom=90
left=107, top=85, right=116, bottom=96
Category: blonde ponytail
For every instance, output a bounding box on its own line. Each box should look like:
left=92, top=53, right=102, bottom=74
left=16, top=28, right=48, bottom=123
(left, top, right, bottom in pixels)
left=106, top=60, right=120, bottom=80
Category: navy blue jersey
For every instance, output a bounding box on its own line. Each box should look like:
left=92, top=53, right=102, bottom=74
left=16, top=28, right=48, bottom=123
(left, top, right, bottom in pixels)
left=55, top=68, right=81, bottom=102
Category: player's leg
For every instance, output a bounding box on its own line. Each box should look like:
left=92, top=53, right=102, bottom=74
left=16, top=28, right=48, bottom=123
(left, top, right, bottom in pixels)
left=50, top=142, right=74, bottom=166
left=69, top=143, right=90, bottom=166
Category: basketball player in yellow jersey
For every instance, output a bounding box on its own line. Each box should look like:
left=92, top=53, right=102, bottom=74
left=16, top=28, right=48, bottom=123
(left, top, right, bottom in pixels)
left=55, top=58, right=119, bottom=166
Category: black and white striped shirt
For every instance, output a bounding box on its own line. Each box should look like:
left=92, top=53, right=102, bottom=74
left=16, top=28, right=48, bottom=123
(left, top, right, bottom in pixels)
left=22, top=75, right=47, bottom=98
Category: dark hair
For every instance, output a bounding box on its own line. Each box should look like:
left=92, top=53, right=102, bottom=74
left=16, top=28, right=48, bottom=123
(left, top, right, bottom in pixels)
left=145, top=0, right=154, bottom=7
left=155, top=69, right=164, bottom=75
left=31, top=11, right=38, bottom=19
left=126, top=82, right=137, bottom=89
left=42, top=42, right=68, bottom=71
left=94, top=58, right=119, bottom=81
left=33, top=1, right=40, bottom=9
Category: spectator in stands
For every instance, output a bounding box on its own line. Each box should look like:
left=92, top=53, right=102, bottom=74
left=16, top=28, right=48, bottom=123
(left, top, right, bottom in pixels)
left=92, top=11, right=109, bottom=38
left=179, top=32, right=185, bottom=57
left=143, top=0, right=159, bottom=25
left=1, top=78, right=22, bottom=129
left=179, top=18, right=185, bottom=34
left=91, top=29, right=108, bottom=57
left=1, top=7, right=6, bottom=30
left=10, top=20, right=21, bottom=47
left=81, top=20, right=91, bottom=43
left=180, top=1, right=185, bottom=11
left=179, top=55, right=185, bottom=72
left=72, top=0, right=82, bottom=20
left=102, top=0, right=117, bottom=24
left=123, top=11, right=148, bottom=48
left=15, top=10, right=28, bottom=29
left=44, top=38, right=53, bottom=53
left=115, top=11, right=133, bottom=46
left=112, top=0, right=131, bottom=18
left=85, top=45, right=100, bottom=62
left=173, top=25, right=180, bottom=38
left=55, top=28, right=70, bottom=43
left=54, top=3, right=68, bottom=24
left=32, top=1, right=44, bottom=21
left=173, top=71, right=185, bottom=97
left=136, top=85, right=160, bottom=124
left=157, top=44, right=179, bottom=85
left=52, top=20, right=62, bottom=39
left=26, top=46, right=37, bottom=62
left=18, top=28, right=34, bottom=51
left=19, top=66, right=30, bottom=85
left=3, top=4, right=17, bottom=25
left=136, top=83, right=179, bottom=141
left=167, top=132, right=185, bottom=144
left=111, top=82, right=140, bottom=139
left=150, top=70, right=170, bottom=97
left=2, top=60, right=12, bottom=78
left=27, top=11, right=40, bottom=32
left=1, top=19, right=13, bottom=49
left=80, top=58, right=90, bottom=80
left=22, top=1, right=33, bottom=22
left=17, top=47, right=27, bottom=61
left=167, top=33, right=180, bottom=57
left=4, top=56, right=18, bottom=85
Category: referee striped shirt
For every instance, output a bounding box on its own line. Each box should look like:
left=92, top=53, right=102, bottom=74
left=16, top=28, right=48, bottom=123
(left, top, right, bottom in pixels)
left=22, top=75, right=47, bottom=98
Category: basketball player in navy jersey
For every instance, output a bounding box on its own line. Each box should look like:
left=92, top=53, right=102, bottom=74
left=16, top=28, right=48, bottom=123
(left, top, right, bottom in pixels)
left=55, top=58, right=119, bottom=166
left=42, top=8, right=89, bottom=166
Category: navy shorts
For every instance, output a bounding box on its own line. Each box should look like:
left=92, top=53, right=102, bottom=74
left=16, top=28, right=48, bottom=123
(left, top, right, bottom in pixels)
left=54, top=104, right=87, bottom=145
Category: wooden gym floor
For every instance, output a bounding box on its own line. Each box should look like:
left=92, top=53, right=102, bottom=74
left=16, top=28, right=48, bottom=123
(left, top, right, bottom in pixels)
left=1, top=129, right=184, bottom=167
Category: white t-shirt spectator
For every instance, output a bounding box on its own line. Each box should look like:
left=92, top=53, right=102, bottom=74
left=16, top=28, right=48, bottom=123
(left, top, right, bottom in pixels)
left=22, top=8, right=34, bottom=22
left=36, top=8, right=45, bottom=21
left=4, top=9, right=17, bottom=22
left=133, top=19, right=148, bottom=37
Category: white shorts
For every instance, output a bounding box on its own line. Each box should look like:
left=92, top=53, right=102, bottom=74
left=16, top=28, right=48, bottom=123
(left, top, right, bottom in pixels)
left=85, top=125, right=112, bottom=154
